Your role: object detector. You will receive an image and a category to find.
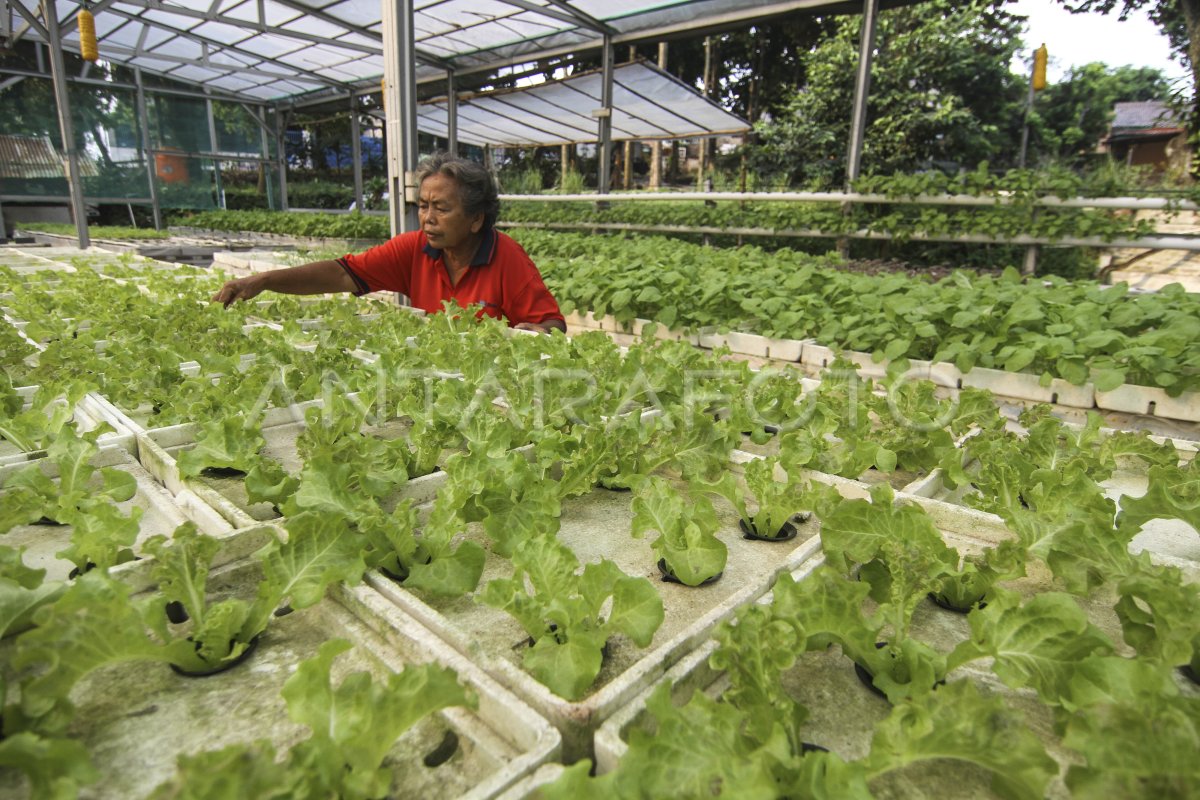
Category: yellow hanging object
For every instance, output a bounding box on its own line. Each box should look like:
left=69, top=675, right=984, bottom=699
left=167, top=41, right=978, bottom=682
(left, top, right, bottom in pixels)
left=1032, top=44, right=1048, bottom=91
left=78, top=9, right=99, bottom=62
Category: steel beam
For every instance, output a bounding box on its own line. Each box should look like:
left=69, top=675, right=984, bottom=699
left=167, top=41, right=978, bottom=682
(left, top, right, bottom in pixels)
left=383, top=0, right=419, bottom=235
left=135, top=68, right=162, bottom=230
left=42, top=0, right=88, bottom=248
left=350, top=93, right=363, bottom=208
left=596, top=34, right=614, bottom=195
left=845, top=0, right=878, bottom=187
left=446, top=69, right=457, bottom=156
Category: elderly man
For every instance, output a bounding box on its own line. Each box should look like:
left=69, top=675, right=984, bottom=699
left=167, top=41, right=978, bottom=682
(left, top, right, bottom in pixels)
left=212, top=153, right=566, bottom=333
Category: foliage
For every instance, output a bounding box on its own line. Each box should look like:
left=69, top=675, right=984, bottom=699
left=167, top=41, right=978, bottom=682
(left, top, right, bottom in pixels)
left=750, top=1, right=1026, bottom=186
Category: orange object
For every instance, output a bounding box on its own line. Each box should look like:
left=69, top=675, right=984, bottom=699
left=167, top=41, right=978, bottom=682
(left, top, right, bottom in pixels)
left=155, top=150, right=189, bottom=184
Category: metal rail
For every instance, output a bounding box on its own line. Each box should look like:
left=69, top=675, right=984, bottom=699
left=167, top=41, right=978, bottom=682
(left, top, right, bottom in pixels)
left=496, top=220, right=1200, bottom=251
left=498, top=191, right=1200, bottom=212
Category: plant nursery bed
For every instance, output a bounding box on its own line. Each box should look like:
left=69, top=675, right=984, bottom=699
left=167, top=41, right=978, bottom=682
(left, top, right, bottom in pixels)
left=0, top=444, right=229, bottom=584
left=593, top=533, right=1200, bottom=799
left=367, top=477, right=825, bottom=762
left=0, top=570, right=560, bottom=800
left=136, top=412, right=427, bottom=528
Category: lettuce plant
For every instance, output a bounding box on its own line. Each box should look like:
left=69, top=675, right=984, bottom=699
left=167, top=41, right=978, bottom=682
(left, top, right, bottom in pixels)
left=480, top=536, right=663, bottom=700
left=148, top=638, right=474, bottom=800
left=631, top=476, right=726, bottom=586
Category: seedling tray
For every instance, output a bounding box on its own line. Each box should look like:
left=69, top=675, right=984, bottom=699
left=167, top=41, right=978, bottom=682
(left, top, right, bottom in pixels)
left=0, top=565, right=560, bottom=799
left=366, top=468, right=825, bottom=762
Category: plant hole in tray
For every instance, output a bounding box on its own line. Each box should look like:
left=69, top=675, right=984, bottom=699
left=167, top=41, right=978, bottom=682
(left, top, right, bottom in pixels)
left=1180, top=663, right=1200, bottom=686
left=169, top=634, right=261, bottom=678
left=926, top=592, right=987, bottom=614
left=68, top=553, right=141, bottom=580
left=801, top=742, right=830, bottom=755
left=201, top=466, right=247, bottom=478
left=422, top=730, right=460, bottom=768
left=657, top=558, right=722, bottom=587
left=378, top=554, right=433, bottom=584
left=165, top=600, right=189, bottom=624
left=514, top=623, right=612, bottom=659
left=852, top=642, right=945, bottom=702
left=33, top=516, right=65, bottom=526
left=738, top=515, right=808, bottom=542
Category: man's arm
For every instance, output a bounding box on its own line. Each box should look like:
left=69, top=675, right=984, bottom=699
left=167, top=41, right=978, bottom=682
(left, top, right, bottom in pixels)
left=211, top=260, right=359, bottom=308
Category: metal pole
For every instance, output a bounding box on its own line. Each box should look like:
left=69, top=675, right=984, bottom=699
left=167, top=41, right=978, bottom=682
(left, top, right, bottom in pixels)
left=650, top=42, right=666, bottom=189
left=446, top=68, right=457, bottom=157
left=845, top=0, right=879, bottom=187
left=350, top=92, right=363, bottom=209
left=1018, top=70, right=1036, bottom=169
left=42, top=0, right=89, bottom=248
left=0, top=201, right=7, bottom=240
left=382, top=0, right=419, bottom=234
left=205, top=92, right=224, bottom=209
left=276, top=106, right=289, bottom=211
left=698, top=35, right=712, bottom=181
left=596, top=34, right=614, bottom=195
left=134, top=69, right=162, bottom=230
left=259, top=108, right=275, bottom=210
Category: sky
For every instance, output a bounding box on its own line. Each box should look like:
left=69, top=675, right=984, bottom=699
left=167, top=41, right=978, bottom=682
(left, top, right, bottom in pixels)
left=1009, top=0, right=1191, bottom=88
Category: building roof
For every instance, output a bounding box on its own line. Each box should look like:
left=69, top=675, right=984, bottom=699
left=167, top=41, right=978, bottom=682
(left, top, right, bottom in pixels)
left=412, top=60, right=748, bottom=146
left=1111, top=101, right=1182, bottom=132
left=0, top=134, right=99, bottom=179
left=6, top=0, right=921, bottom=104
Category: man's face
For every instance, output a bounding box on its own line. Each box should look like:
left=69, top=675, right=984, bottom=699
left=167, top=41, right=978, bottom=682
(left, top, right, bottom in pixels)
left=418, top=173, right=484, bottom=251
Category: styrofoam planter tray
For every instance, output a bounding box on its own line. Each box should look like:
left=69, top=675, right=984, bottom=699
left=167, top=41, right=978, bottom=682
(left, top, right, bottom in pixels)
left=628, top=318, right=699, bottom=345
left=959, top=366, right=1095, bottom=408
left=366, top=474, right=826, bottom=762
left=0, top=568, right=560, bottom=800
left=133, top=408, right=441, bottom=530
left=495, top=764, right=567, bottom=800
left=592, top=528, right=1200, bottom=798
left=897, top=436, right=1200, bottom=566
left=0, top=389, right=133, bottom=466
left=1096, top=383, right=1200, bottom=422
left=0, top=444, right=234, bottom=587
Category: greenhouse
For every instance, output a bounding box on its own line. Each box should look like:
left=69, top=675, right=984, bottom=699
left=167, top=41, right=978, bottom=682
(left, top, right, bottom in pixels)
left=1, top=0, right=1200, bottom=798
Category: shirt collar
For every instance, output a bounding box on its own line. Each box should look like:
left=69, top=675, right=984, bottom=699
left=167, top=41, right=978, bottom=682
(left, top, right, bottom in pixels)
left=422, top=228, right=496, bottom=268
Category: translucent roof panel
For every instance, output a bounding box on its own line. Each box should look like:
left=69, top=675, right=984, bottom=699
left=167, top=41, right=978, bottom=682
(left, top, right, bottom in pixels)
left=9, top=0, right=892, bottom=102
left=417, top=61, right=747, bottom=147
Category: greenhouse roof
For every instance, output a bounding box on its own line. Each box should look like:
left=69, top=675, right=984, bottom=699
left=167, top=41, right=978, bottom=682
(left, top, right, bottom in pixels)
left=7, top=0, right=897, bottom=103
left=413, top=61, right=748, bottom=146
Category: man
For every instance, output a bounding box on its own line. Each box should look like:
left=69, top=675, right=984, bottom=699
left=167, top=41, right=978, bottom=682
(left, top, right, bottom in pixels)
left=212, top=153, right=566, bottom=333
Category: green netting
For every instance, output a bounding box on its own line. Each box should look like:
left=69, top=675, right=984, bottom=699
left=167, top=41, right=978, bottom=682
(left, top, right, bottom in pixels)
left=0, top=75, right=272, bottom=211
left=0, top=76, right=151, bottom=200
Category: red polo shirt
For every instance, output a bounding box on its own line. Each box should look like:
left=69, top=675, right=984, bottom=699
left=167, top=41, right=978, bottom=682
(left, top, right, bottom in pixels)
left=337, top=229, right=563, bottom=327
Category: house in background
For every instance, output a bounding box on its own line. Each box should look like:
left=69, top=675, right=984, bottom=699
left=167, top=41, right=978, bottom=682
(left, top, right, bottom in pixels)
left=1103, top=101, right=1189, bottom=175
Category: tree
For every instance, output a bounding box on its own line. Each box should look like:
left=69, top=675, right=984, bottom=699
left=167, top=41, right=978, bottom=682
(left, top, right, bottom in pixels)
left=750, top=0, right=1026, bottom=187
left=1030, top=63, right=1172, bottom=164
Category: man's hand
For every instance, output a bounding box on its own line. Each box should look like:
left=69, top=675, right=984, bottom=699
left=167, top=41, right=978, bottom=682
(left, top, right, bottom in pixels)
left=211, top=274, right=265, bottom=308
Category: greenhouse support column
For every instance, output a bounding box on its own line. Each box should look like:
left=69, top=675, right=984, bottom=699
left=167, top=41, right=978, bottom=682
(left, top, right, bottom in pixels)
left=650, top=42, right=667, bottom=189
left=596, top=34, right=614, bottom=196
left=382, top=0, right=419, bottom=235
left=446, top=69, right=458, bottom=157
left=561, top=143, right=569, bottom=187
left=845, top=0, right=878, bottom=187
left=134, top=69, right=162, bottom=230
left=42, top=0, right=88, bottom=248
left=841, top=0, right=879, bottom=258
left=0, top=201, right=6, bottom=240
left=260, top=113, right=276, bottom=210
left=205, top=93, right=224, bottom=209
left=275, top=107, right=289, bottom=211
left=350, top=93, right=363, bottom=209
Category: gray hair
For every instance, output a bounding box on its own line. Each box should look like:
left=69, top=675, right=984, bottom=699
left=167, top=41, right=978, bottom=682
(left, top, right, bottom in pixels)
left=414, top=152, right=500, bottom=231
